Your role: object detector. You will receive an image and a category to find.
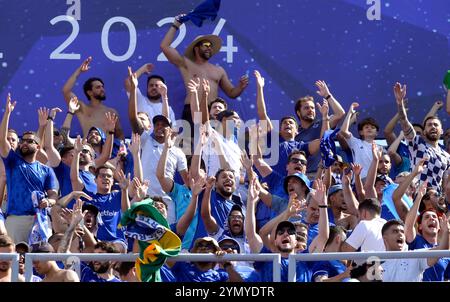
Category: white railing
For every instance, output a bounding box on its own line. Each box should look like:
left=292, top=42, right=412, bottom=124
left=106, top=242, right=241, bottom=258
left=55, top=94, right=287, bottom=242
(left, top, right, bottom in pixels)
left=288, top=250, right=450, bottom=282
left=0, top=253, right=20, bottom=282
left=24, top=253, right=281, bottom=282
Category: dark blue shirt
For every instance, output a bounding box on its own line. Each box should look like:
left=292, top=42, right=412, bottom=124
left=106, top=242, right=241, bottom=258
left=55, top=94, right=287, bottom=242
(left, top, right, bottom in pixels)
left=171, top=262, right=228, bottom=282
left=271, top=139, right=310, bottom=177
left=408, top=234, right=450, bottom=281
left=80, top=262, right=121, bottom=282
left=2, top=150, right=57, bottom=215
left=311, top=260, right=349, bottom=282
left=296, top=119, right=322, bottom=173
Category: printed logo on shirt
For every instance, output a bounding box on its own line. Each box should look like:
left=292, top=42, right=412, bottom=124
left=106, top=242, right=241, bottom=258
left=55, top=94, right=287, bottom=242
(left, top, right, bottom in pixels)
left=101, top=210, right=117, bottom=217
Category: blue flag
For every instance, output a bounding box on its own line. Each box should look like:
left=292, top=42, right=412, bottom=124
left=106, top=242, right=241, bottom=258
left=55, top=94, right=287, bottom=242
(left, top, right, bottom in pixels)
left=180, top=0, right=221, bottom=27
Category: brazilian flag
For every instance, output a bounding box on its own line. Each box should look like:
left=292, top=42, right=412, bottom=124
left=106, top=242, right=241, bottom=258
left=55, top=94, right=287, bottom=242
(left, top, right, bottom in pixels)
left=120, top=199, right=181, bottom=282
left=444, top=70, right=450, bottom=89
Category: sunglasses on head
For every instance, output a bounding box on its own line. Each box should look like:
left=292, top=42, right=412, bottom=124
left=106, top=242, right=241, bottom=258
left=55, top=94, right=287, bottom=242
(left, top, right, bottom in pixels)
left=277, top=227, right=296, bottom=236
left=289, top=158, right=307, bottom=165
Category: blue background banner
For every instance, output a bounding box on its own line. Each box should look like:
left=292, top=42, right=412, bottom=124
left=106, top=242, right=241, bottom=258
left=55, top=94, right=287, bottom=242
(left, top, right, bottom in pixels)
left=0, top=0, right=449, bottom=136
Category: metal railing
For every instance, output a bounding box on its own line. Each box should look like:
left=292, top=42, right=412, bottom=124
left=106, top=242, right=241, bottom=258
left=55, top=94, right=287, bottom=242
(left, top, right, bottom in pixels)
left=24, top=253, right=281, bottom=282
left=288, top=250, right=450, bottom=282
left=0, top=253, right=20, bottom=282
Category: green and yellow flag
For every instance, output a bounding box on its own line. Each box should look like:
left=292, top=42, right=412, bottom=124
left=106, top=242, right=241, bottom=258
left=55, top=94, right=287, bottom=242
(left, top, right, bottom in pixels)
left=120, top=199, right=181, bottom=282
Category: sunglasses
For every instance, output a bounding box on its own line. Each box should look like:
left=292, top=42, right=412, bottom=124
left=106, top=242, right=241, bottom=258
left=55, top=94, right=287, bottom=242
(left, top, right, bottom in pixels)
left=20, top=138, right=38, bottom=145
left=196, top=242, right=215, bottom=249
left=220, top=244, right=239, bottom=251
left=200, top=42, right=212, bottom=48
left=277, top=227, right=296, bottom=236
left=289, top=158, right=307, bottom=165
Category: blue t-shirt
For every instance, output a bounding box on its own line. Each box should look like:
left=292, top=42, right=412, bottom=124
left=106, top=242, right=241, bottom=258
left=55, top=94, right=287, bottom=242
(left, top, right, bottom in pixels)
left=296, top=120, right=322, bottom=173
left=86, top=191, right=125, bottom=243
left=234, top=265, right=261, bottom=282
left=408, top=234, right=450, bottom=281
left=169, top=183, right=198, bottom=250
left=2, top=150, right=57, bottom=215
left=254, top=247, right=310, bottom=282
left=80, top=262, right=122, bottom=282
left=171, top=262, right=228, bottom=282
left=160, top=264, right=177, bottom=282
left=191, top=190, right=243, bottom=249
left=263, top=171, right=288, bottom=200
left=53, top=162, right=97, bottom=209
left=270, top=139, right=310, bottom=177
left=311, top=260, right=349, bottom=282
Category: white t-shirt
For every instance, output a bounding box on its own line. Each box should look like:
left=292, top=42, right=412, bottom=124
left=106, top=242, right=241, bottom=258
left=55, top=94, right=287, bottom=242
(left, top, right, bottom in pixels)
left=345, top=217, right=387, bottom=251
left=130, top=89, right=177, bottom=127
left=345, top=134, right=378, bottom=179
left=381, top=249, right=429, bottom=282
left=140, top=131, right=187, bottom=224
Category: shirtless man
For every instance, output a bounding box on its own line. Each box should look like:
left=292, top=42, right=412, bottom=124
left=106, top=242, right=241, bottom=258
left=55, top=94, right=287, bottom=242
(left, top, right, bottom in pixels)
left=160, top=14, right=249, bottom=125
left=0, top=234, right=24, bottom=282
left=62, top=56, right=124, bottom=139
left=31, top=242, right=79, bottom=282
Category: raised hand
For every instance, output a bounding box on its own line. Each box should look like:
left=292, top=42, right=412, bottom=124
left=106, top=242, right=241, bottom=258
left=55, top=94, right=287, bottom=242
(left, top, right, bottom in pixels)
left=413, top=157, right=428, bottom=176
left=72, top=199, right=86, bottom=225
left=49, top=107, right=62, bottom=120
left=187, top=77, right=201, bottom=94
left=199, top=124, right=209, bottom=146
left=116, top=169, right=131, bottom=190
left=310, top=178, right=327, bottom=206
left=349, top=102, right=359, bottom=115
left=315, top=80, right=331, bottom=98
left=247, top=177, right=260, bottom=203
left=201, top=78, right=210, bottom=95
left=5, top=93, right=17, bottom=115
left=174, top=13, right=186, bottom=26
left=79, top=57, right=92, bottom=73
left=417, top=180, right=428, bottom=197
left=316, top=100, right=329, bottom=118
left=240, top=150, right=253, bottom=171
left=37, top=107, right=50, bottom=127
left=131, top=178, right=149, bottom=200
left=129, top=132, right=141, bottom=156
left=351, top=163, right=363, bottom=176
left=239, top=74, right=249, bottom=90
left=435, top=100, right=444, bottom=110
left=139, top=63, right=154, bottom=74
left=156, top=82, right=168, bottom=99
left=128, top=66, right=138, bottom=89
left=104, top=112, right=117, bottom=133
left=372, top=142, right=382, bottom=161
left=68, top=96, right=80, bottom=113
left=163, top=127, right=176, bottom=148
left=191, top=175, right=206, bottom=196
left=70, top=191, right=93, bottom=201
left=254, top=70, right=265, bottom=88
left=393, top=82, right=407, bottom=104
left=74, top=135, right=83, bottom=153
left=205, top=176, right=216, bottom=190
left=342, top=168, right=353, bottom=187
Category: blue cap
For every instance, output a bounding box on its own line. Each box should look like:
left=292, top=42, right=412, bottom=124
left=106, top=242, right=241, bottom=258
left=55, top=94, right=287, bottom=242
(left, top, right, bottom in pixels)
left=283, top=172, right=311, bottom=195
left=328, top=184, right=343, bottom=197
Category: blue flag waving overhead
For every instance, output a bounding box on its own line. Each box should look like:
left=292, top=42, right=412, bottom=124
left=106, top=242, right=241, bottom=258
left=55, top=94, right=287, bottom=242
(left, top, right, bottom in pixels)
left=179, top=0, right=221, bottom=27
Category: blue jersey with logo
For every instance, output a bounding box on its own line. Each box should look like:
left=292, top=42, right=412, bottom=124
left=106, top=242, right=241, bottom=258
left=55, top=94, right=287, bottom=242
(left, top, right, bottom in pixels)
left=2, top=150, right=57, bottom=215
left=87, top=191, right=125, bottom=243
left=80, top=262, right=121, bottom=282
left=311, top=260, right=349, bottom=281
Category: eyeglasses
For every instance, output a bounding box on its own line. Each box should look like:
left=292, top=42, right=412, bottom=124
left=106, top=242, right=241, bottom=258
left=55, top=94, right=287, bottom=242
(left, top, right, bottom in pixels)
left=81, top=149, right=92, bottom=155
left=97, top=173, right=113, bottom=179
left=277, top=227, right=296, bottom=236
left=220, top=244, right=239, bottom=251
left=289, top=158, right=307, bottom=165
left=201, top=42, right=212, bottom=48
left=229, top=215, right=243, bottom=221
left=20, top=138, right=38, bottom=145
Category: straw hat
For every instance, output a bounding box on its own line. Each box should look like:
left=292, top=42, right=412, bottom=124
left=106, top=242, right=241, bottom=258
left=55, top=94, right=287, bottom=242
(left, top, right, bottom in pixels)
left=184, top=34, right=222, bottom=61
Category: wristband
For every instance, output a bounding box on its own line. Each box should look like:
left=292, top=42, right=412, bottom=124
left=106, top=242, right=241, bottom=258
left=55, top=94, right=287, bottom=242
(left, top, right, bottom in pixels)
left=47, top=116, right=54, bottom=121
left=108, top=131, right=115, bottom=135
left=67, top=111, right=75, bottom=115
left=318, top=205, right=328, bottom=208
left=325, top=94, right=332, bottom=100
left=171, top=24, right=179, bottom=30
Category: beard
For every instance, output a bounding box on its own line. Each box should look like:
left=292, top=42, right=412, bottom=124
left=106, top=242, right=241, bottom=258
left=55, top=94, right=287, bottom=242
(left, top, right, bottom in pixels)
left=278, top=246, right=293, bottom=253
left=199, top=51, right=211, bottom=61
left=425, top=132, right=440, bottom=142
left=217, top=186, right=233, bottom=198
left=79, top=156, right=90, bottom=166
left=90, top=261, right=110, bottom=274
left=301, top=114, right=314, bottom=122
left=93, top=92, right=106, bottom=101
left=19, top=146, right=36, bottom=157
left=147, top=92, right=161, bottom=101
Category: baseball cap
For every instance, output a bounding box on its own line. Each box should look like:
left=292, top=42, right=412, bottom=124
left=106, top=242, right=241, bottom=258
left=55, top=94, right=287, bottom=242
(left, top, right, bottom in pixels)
left=275, top=221, right=296, bottom=237
left=152, top=115, right=172, bottom=127
left=328, top=184, right=343, bottom=197
left=15, top=241, right=30, bottom=253
left=218, top=236, right=241, bottom=253
left=82, top=203, right=99, bottom=217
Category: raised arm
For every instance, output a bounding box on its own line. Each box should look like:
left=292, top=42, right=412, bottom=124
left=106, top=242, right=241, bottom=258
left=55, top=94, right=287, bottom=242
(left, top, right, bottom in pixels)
left=342, top=169, right=360, bottom=217
left=352, top=163, right=366, bottom=202
left=62, top=57, right=91, bottom=105
left=157, top=82, right=169, bottom=119
left=176, top=176, right=205, bottom=236
left=363, top=142, right=381, bottom=199
left=383, top=113, right=400, bottom=146
left=219, top=69, right=249, bottom=99
left=200, top=176, right=219, bottom=234
left=404, top=180, right=427, bottom=244
left=315, top=80, right=345, bottom=129
left=116, top=169, right=131, bottom=212
left=394, top=82, right=415, bottom=141
left=254, top=70, right=273, bottom=132
left=124, top=63, right=153, bottom=93
left=0, top=94, right=16, bottom=157
left=317, top=100, right=330, bottom=139
left=339, top=102, right=359, bottom=139
left=128, top=133, right=143, bottom=182
left=127, top=67, right=145, bottom=135
left=93, top=112, right=115, bottom=168
left=387, top=131, right=405, bottom=166
left=42, top=107, right=63, bottom=167
left=57, top=191, right=92, bottom=208
left=187, top=78, right=202, bottom=124
left=190, top=124, right=207, bottom=181
left=423, top=100, right=444, bottom=124
left=308, top=179, right=330, bottom=253
left=245, top=178, right=264, bottom=253
left=160, top=15, right=187, bottom=68
left=70, top=136, right=84, bottom=191
left=58, top=199, right=85, bottom=253
left=60, top=96, right=80, bottom=146
left=156, top=128, right=176, bottom=193
left=393, top=158, right=426, bottom=222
